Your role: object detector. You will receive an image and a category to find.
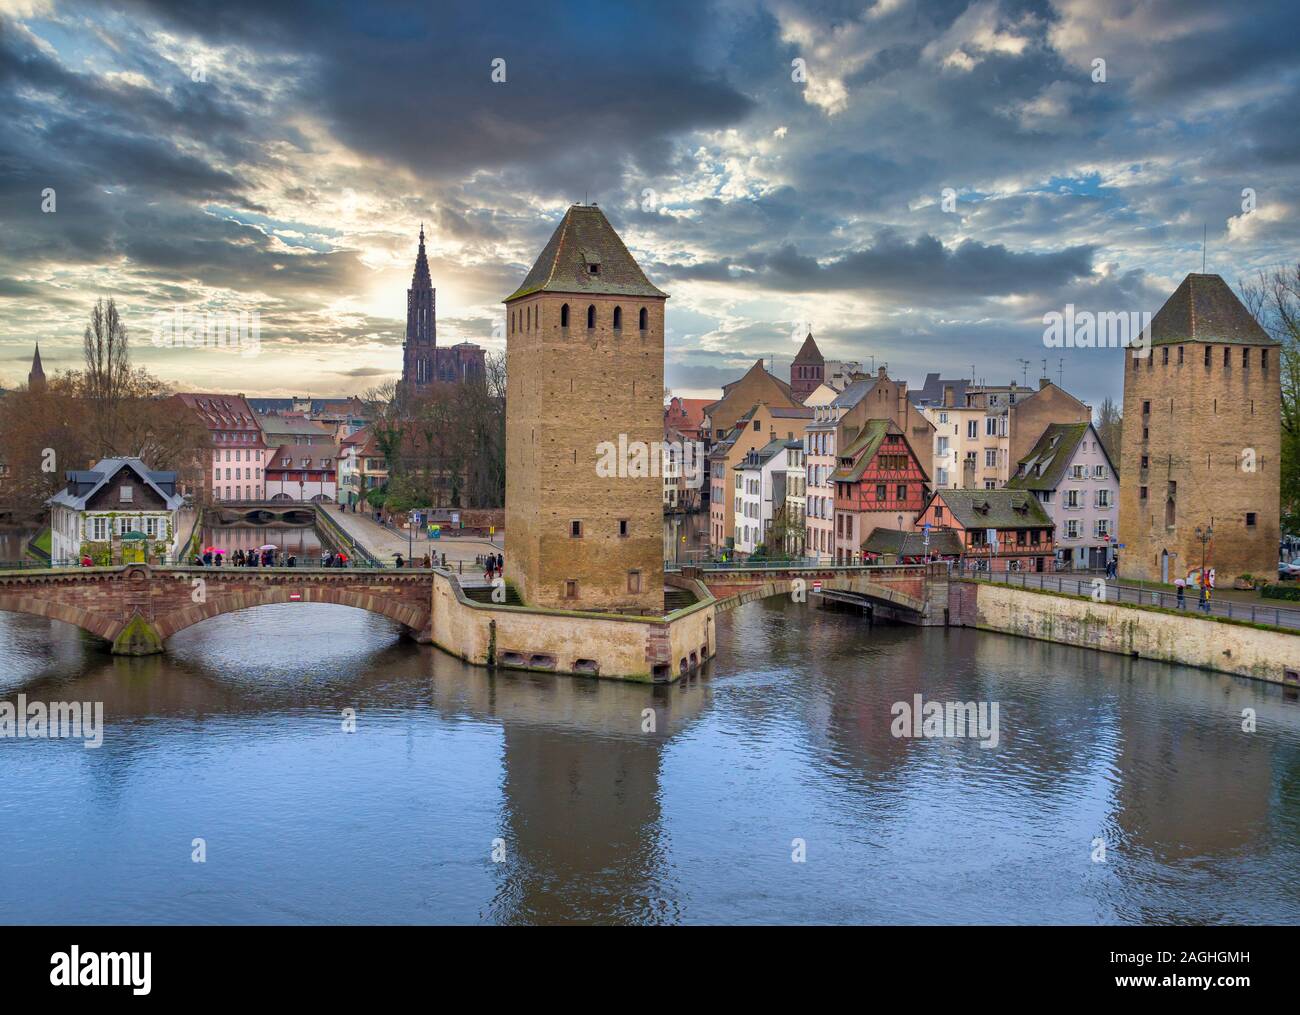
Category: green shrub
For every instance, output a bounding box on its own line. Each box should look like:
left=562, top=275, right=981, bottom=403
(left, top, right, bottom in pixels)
left=1261, top=583, right=1300, bottom=601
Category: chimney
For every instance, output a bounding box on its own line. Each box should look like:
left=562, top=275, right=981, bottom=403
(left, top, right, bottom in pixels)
left=877, top=366, right=887, bottom=379
left=943, top=384, right=954, bottom=408
left=1039, top=376, right=1051, bottom=390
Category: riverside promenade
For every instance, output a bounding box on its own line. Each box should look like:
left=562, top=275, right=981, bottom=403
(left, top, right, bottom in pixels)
left=326, top=507, right=503, bottom=578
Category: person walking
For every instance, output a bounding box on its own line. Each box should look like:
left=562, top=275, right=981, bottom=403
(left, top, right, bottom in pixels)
left=394, top=553, right=404, bottom=569
left=1175, top=578, right=1186, bottom=610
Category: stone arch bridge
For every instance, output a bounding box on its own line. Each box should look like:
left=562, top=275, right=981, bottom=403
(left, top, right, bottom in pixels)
left=679, top=562, right=948, bottom=624
left=0, top=564, right=433, bottom=654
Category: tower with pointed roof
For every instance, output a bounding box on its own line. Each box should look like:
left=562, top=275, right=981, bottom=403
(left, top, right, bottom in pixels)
left=400, top=224, right=437, bottom=394
left=503, top=204, right=668, bottom=612
left=1118, top=272, right=1280, bottom=582
left=28, top=343, right=46, bottom=392
left=790, top=331, right=824, bottom=401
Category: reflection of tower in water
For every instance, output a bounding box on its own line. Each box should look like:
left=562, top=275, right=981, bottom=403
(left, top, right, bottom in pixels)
left=437, top=670, right=708, bottom=925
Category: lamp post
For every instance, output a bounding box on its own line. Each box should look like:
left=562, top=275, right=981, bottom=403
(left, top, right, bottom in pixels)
left=1195, top=523, right=1214, bottom=611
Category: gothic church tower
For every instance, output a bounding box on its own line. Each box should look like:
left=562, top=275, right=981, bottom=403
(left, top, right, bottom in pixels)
left=400, top=225, right=436, bottom=393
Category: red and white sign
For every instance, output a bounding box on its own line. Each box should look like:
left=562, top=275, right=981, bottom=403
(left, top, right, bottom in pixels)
left=289, top=592, right=301, bottom=601
left=812, top=580, right=822, bottom=591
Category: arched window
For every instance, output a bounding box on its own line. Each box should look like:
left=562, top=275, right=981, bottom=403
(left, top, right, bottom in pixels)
left=587, top=305, right=595, bottom=329
left=511, top=311, right=515, bottom=333
left=613, top=306, right=622, bottom=329
left=639, top=307, right=648, bottom=331
left=560, top=304, right=569, bottom=328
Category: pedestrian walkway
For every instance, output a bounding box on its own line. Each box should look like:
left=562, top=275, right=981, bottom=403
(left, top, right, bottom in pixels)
left=966, top=567, right=1300, bottom=630
left=325, top=506, right=503, bottom=575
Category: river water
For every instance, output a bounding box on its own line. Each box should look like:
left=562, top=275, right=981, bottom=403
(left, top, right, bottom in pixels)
left=1, top=572, right=1299, bottom=924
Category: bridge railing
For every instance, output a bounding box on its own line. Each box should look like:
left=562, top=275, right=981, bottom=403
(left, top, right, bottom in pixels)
left=665, top=556, right=824, bottom=572
left=957, top=564, right=1300, bottom=629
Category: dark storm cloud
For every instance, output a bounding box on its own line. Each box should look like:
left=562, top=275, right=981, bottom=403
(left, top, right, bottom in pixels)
left=117, top=0, right=755, bottom=195
left=1, top=0, right=1298, bottom=398
left=654, top=231, right=1096, bottom=299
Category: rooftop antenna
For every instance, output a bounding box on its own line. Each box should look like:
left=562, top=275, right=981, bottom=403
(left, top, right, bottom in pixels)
left=1057, top=357, right=1064, bottom=388
left=1017, top=358, right=1030, bottom=386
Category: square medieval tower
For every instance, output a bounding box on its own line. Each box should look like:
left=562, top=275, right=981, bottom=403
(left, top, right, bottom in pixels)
left=1118, top=273, right=1280, bottom=583
left=503, top=204, right=667, bottom=613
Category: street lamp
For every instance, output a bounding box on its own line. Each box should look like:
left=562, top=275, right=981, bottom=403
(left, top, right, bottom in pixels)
left=1195, top=523, right=1214, bottom=611
left=407, top=508, right=417, bottom=565
left=1195, top=524, right=1214, bottom=572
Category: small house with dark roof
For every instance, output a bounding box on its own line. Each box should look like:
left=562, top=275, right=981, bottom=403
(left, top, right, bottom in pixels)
left=1007, top=421, right=1118, bottom=570
left=915, top=488, right=1056, bottom=573
left=861, top=526, right=964, bottom=564
left=47, top=457, right=184, bottom=564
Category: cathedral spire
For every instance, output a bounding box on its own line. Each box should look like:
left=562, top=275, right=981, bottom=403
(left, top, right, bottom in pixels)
left=411, top=223, right=432, bottom=289
left=28, top=342, right=46, bottom=392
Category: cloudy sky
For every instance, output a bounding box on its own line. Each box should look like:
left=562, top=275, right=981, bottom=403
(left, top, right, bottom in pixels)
left=1, top=0, right=1296, bottom=408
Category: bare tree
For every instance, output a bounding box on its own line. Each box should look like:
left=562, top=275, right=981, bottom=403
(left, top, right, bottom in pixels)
left=1240, top=265, right=1300, bottom=530
left=1095, top=397, right=1122, bottom=462
left=81, top=297, right=132, bottom=454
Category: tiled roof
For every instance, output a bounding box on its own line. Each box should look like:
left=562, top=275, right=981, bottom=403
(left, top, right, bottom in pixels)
left=862, top=527, right=964, bottom=556
left=830, top=376, right=874, bottom=409
left=1005, top=422, right=1091, bottom=491
left=1149, top=273, right=1275, bottom=347
left=506, top=204, right=668, bottom=301
left=267, top=445, right=342, bottom=471
left=908, top=372, right=970, bottom=406
left=829, top=419, right=893, bottom=483
left=934, top=489, right=1053, bottom=530
left=769, top=405, right=815, bottom=419
left=734, top=437, right=799, bottom=470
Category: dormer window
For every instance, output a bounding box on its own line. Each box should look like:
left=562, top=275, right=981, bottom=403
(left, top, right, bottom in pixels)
left=119, top=485, right=133, bottom=503
left=589, top=263, right=600, bottom=275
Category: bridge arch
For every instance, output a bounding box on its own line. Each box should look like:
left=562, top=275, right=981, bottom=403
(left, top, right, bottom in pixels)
left=153, top=585, right=430, bottom=641
left=699, top=571, right=931, bottom=617
left=0, top=565, right=433, bottom=655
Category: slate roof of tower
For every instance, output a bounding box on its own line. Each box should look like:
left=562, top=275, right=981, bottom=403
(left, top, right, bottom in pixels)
left=506, top=204, right=668, bottom=301
left=1148, top=273, right=1275, bottom=347
left=792, top=332, right=823, bottom=364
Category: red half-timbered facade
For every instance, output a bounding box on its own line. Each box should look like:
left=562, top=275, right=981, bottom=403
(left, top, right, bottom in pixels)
left=831, top=419, right=929, bottom=563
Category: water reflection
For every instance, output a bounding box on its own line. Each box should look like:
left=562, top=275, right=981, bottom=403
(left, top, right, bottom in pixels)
left=0, top=595, right=1297, bottom=924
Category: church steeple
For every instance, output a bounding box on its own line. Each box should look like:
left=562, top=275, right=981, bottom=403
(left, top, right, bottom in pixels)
left=28, top=342, right=46, bottom=392
left=401, top=224, right=436, bottom=392
left=411, top=222, right=432, bottom=289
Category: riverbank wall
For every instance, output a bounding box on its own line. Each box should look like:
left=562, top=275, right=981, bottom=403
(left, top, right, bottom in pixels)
left=949, top=580, right=1300, bottom=685
left=428, top=571, right=716, bottom=683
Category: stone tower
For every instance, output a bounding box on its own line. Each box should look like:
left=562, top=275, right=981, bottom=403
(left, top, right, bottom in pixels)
left=790, top=331, right=824, bottom=401
left=1118, top=273, right=1280, bottom=583
left=28, top=343, right=46, bottom=392
left=504, top=204, right=667, bottom=613
left=400, top=225, right=436, bottom=394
